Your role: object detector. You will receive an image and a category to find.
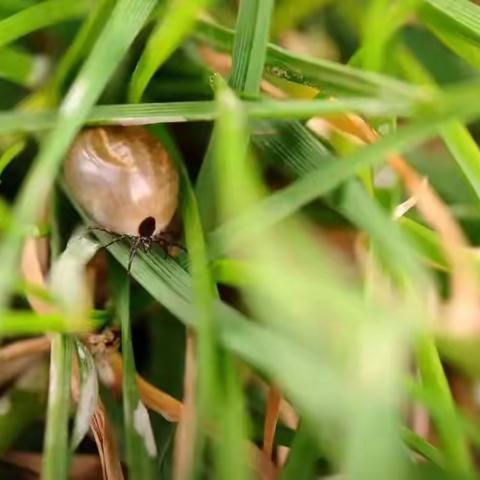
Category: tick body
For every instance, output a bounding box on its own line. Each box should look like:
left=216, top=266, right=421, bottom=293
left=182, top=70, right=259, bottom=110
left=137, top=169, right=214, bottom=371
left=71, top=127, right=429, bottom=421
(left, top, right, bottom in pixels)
left=64, top=126, right=181, bottom=271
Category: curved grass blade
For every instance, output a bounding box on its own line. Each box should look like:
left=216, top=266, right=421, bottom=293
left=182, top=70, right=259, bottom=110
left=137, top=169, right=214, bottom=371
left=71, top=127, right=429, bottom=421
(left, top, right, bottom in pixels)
left=129, top=0, right=213, bottom=102
left=49, top=0, right=115, bottom=96
left=194, top=19, right=424, bottom=99
left=0, top=139, right=26, bottom=179
left=0, top=0, right=157, bottom=313
left=0, top=0, right=90, bottom=49
left=0, top=47, right=46, bottom=88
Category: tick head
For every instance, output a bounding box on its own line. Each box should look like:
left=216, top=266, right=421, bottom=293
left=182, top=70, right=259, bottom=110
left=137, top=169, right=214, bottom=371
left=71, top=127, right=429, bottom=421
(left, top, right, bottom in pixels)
left=138, top=216, right=156, bottom=238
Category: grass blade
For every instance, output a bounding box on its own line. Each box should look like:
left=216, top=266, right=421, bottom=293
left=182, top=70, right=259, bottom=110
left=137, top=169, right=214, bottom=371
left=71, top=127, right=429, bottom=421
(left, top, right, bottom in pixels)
left=420, top=0, right=480, bottom=68
left=423, top=0, right=480, bottom=40
left=129, top=0, right=212, bottom=102
left=229, top=0, right=274, bottom=97
left=154, top=125, right=219, bottom=477
left=0, top=96, right=417, bottom=134
left=194, top=19, right=423, bottom=99
left=416, top=335, right=474, bottom=473
left=0, top=0, right=89, bottom=49
left=113, top=273, right=156, bottom=479
left=279, top=423, right=318, bottom=480
left=209, top=82, right=252, bottom=480
left=0, top=47, right=46, bottom=88
left=0, top=311, right=100, bottom=336
left=440, top=122, right=480, bottom=201
left=42, top=334, right=73, bottom=480
left=49, top=0, right=115, bottom=96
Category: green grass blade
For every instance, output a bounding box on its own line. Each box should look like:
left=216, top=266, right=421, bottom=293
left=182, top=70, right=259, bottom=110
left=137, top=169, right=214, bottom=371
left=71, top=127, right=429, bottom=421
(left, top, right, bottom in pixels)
left=197, top=0, right=274, bottom=230
left=416, top=335, right=474, bottom=473
left=0, top=311, right=100, bottom=335
left=0, top=139, right=26, bottom=178
left=361, top=0, right=391, bottom=71
left=423, top=0, right=480, bottom=40
left=0, top=47, right=45, bottom=88
left=0, top=0, right=156, bottom=313
left=440, top=122, right=480, bottom=201
left=0, top=0, right=37, bottom=14
left=399, top=217, right=449, bottom=272
left=0, top=101, right=218, bottom=133
left=215, top=354, right=250, bottom=480
left=210, top=82, right=252, bottom=480
left=359, top=0, right=421, bottom=72
left=420, top=0, right=480, bottom=69
left=279, top=423, right=318, bottom=480
left=272, top=0, right=332, bottom=36
left=339, top=181, right=428, bottom=286
left=42, top=334, right=73, bottom=480
left=0, top=0, right=90, bottom=49
left=128, top=0, right=212, bottom=102
left=113, top=273, right=156, bottom=479
left=154, top=125, right=219, bottom=477
left=194, top=19, right=424, bottom=99
left=0, top=96, right=417, bottom=134
left=401, top=427, right=445, bottom=466
left=49, top=0, right=116, bottom=96
left=156, top=122, right=251, bottom=479
left=229, top=0, right=274, bottom=98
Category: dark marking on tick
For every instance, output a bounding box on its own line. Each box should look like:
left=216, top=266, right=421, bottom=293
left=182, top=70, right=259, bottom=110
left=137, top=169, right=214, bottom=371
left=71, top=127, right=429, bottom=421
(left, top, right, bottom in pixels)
left=138, top=216, right=156, bottom=237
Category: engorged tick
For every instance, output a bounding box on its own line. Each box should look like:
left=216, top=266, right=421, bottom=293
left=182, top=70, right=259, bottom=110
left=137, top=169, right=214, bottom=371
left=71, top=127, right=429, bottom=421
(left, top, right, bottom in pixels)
left=64, top=126, right=184, bottom=272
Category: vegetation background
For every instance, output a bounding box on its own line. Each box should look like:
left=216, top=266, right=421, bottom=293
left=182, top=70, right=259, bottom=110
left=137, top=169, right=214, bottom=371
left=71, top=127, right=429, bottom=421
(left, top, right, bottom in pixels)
left=2, top=0, right=480, bottom=479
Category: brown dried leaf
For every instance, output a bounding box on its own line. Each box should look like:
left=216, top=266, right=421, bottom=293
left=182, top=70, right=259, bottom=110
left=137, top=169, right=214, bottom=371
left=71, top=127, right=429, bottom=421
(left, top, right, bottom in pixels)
left=72, top=339, right=124, bottom=480
left=107, top=352, right=183, bottom=422
left=2, top=451, right=103, bottom=480
left=20, top=237, right=53, bottom=314
left=250, top=444, right=279, bottom=480
left=0, top=337, right=50, bottom=388
left=89, top=400, right=125, bottom=480
left=263, top=386, right=282, bottom=461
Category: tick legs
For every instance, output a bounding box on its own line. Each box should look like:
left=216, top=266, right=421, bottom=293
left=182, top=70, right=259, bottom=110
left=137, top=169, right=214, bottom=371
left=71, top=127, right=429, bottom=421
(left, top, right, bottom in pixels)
left=102, top=234, right=129, bottom=249
left=154, top=231, right=187, bottom=254
left=127, top=237, right=141, bottom=274
left=87, top=225, right=128, bottom=248
left=87, top=225, right=112, bottom=234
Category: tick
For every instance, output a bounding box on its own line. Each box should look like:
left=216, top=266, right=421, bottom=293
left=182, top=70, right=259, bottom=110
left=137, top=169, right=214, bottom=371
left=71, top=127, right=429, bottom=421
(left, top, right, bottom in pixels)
left=64, top=125, right=183, bottom=272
